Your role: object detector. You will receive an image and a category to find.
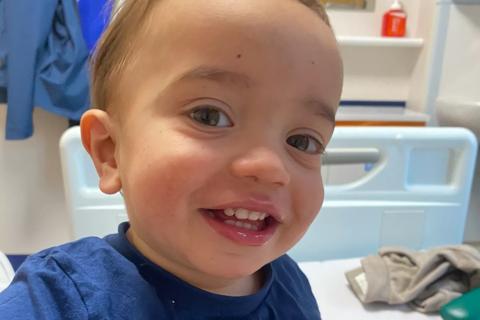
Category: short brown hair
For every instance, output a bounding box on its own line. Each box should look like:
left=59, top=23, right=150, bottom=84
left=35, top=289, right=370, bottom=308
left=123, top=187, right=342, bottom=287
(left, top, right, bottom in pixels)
left=91, top=0, right=331, bottom=110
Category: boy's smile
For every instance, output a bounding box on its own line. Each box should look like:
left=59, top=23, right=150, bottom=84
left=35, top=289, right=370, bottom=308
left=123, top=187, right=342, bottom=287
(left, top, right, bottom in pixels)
left=82, top=0, right=342, bottom=295
left=200, top=199, right=282, bottom=246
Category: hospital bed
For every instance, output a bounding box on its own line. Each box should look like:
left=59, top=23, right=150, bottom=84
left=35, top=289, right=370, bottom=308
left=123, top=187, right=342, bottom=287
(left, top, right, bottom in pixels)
left=59, top=126, right=478, bottom=319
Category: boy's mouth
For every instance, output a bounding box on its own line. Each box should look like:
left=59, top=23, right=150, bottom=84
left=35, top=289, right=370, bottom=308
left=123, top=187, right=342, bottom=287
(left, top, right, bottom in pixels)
left=200, top=208, right=279, bottom=246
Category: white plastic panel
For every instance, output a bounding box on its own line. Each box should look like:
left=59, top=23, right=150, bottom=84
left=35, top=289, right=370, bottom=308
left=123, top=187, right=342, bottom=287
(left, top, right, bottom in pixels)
left=437, top=3, right=480, bottom=101
left=290, top=127, right=477, bottom=261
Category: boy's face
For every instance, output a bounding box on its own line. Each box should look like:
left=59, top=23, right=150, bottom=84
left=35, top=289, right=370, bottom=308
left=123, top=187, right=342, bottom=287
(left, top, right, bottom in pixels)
left=85, top=0, right=342, bottom=287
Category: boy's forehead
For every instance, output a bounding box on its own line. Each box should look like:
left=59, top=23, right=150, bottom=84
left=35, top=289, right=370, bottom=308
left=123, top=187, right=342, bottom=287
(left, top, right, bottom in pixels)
left=148, top=0, right=331, bottom=38
left=141, top=0, right=339, bottom=69
left=114, top=0, right=342, bottom=116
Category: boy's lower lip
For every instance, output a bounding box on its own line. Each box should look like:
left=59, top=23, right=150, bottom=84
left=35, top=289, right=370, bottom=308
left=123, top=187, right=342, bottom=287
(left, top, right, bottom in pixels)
left=200, top=209, right=278, bottom=246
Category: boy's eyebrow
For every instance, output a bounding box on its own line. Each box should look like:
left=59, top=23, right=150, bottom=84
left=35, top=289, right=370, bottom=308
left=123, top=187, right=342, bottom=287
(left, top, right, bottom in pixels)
left=173, top=66, right=253, bottom=88
left=169, top=66, right=336, bottom=123
left=302, top=98, right=336, bottom=124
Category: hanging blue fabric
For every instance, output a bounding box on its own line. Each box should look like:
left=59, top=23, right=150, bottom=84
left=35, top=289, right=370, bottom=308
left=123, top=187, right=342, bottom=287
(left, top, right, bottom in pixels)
left=77, top=0, right=112, bottom=53
left=0, top=0, right=90, bottom=140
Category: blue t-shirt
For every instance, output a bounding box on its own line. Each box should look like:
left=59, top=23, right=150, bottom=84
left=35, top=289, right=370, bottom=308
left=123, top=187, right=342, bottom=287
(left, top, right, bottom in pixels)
left=0, top=223, right=321, bottom=319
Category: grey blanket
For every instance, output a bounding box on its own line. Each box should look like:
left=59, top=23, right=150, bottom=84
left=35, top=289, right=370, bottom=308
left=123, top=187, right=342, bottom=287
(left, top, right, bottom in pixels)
left=345, top=245, right=480, bottom=313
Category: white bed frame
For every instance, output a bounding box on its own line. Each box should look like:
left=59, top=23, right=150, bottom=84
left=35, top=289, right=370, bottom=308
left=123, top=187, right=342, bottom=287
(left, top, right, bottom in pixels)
left=60, top=126, right=478, bottom=262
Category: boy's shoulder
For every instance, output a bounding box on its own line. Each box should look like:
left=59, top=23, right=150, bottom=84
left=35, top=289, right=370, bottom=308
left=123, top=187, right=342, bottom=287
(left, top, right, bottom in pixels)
left=271, top=254, right=307, bottom=280
left=28, top=236, right=152, bottom=295
left=0, top=236, right=161, bottom=319
left=259, top=255, right=321, bottom=319
left=31, top=236, right=130, bottom=278
left=271, top=254, right=312, bottom=291
left=36, top=236, right=123, bottom=265
left=37, top=235, right=115, bottom=258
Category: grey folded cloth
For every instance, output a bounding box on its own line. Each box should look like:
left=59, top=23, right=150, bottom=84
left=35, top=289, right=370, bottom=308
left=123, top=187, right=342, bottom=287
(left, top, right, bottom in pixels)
left=345, top=245, right=480, bottom=313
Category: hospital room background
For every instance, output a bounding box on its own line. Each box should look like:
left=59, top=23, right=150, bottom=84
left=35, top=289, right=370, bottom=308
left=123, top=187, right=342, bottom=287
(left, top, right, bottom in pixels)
left=1, top=0, right=480, bottom=318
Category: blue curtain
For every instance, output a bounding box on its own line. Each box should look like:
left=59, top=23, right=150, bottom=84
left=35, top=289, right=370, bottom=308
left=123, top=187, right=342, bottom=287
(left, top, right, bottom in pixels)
left=0, top=0, right=90, bottom=140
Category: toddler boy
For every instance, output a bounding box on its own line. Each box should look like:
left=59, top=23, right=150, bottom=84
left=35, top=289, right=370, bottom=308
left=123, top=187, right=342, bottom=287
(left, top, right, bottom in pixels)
left=0, top=0, right=342, bottom=318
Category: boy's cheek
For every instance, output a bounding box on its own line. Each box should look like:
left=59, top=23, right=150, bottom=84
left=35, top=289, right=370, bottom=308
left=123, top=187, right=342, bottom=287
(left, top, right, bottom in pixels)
left=122, top=150, right=220, bottom=204
left=295, top=171, right=324, bottom=211
left=273, top=177, right=323, bottom=246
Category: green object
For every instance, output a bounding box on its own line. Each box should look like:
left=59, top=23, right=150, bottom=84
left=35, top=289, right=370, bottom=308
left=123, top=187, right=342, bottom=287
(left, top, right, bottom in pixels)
left=440, top=288, right=480, bottom=320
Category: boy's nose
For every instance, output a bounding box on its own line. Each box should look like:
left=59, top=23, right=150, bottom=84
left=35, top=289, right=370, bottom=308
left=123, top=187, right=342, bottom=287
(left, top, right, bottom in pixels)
left=229, top=147, right=291, bottom=187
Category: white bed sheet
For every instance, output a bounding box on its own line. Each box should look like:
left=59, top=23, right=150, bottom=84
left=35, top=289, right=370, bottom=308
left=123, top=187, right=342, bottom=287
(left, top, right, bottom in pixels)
left=299, top=259, right=442, bottom=320
left=0, top=252, right=14, bottom=293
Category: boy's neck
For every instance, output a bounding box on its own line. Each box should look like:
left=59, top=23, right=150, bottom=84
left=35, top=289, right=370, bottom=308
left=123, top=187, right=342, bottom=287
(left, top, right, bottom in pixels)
left=126, top=228, right=265, bottom=296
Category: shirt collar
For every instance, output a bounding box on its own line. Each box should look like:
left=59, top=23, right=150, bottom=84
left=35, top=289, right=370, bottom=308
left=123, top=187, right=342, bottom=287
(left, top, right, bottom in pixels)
left=105, top=222, right=274, bottom=317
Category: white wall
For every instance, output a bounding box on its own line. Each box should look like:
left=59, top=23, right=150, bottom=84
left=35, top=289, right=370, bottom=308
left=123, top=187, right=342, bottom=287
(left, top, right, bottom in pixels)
left=0, top=105, right=73, bottom=254
left=437, top=4, right=480, bottom=102
left=434, top=2, right=480, bottom=242
left=328, top=0, right=437, bottom=106
left=406, top=0, right=438, bottom=114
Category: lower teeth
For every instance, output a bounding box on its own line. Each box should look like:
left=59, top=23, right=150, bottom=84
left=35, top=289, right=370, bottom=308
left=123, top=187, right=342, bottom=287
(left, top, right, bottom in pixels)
left=224, top=219, right=259, bottom=231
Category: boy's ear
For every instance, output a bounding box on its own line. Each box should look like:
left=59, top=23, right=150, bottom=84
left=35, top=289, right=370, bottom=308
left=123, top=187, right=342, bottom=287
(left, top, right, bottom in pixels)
left=80, top=109, right=122, bottom=194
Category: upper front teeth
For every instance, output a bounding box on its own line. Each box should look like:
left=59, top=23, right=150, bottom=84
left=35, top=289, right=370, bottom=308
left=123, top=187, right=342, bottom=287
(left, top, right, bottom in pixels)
left=224, top=208, right=267, bottom=221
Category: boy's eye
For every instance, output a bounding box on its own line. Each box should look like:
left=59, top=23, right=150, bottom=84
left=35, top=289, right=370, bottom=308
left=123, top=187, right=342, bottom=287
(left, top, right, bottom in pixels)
left=190, top=106, right=233, bottom=127
left=287, top=134, right=325, bottom=155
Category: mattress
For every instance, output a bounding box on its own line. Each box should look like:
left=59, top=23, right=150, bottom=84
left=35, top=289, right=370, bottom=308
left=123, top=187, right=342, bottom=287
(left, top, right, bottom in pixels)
left=299, top=258, right=442, bottom=320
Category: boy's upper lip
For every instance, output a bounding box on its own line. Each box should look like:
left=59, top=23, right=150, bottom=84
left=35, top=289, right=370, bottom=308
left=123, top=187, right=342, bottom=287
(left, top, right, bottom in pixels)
left=207, top=197, right=284, bottom=223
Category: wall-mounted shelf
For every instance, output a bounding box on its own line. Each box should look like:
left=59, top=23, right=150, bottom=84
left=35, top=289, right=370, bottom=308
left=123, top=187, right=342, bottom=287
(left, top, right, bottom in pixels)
left=335, top=106, right=429, bottom=126
left=337, top=36, right=424, bottom=48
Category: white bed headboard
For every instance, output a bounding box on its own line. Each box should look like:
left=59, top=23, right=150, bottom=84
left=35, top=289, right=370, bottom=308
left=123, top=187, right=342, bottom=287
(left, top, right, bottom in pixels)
left=60, top=127, right=478, bottom=261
